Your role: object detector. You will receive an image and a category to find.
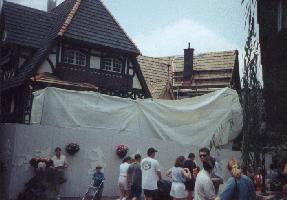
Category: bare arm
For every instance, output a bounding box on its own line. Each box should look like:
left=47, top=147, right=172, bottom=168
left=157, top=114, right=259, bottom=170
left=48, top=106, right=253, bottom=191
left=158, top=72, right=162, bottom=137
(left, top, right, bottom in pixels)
left=182, top=168, right=191, bottom=179
left=157, top=171, right=162, bottom=180
left=165, top=168, right=172, bottom=178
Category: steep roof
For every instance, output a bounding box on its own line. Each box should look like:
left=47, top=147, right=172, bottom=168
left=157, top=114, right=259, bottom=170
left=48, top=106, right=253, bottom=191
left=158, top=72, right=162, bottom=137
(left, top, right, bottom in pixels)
left=138, top=56, right=172, bottom=99
left=1, top=0, right=142, bottom=91
left=3, top=1, right=56, bottom=48
left=63, top=0, right=140, bottom=54
left=139, top=50, right=240, bottom=98
left=1, top=0, right=77, bottom=91
left=171, top=50, right=237, bottom=72
left=2, top=0, right=140, bottom=55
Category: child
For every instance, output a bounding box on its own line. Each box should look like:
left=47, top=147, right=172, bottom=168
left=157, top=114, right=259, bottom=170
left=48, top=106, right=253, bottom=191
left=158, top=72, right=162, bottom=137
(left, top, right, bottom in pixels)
left=93, top=165, right=105, bottom=200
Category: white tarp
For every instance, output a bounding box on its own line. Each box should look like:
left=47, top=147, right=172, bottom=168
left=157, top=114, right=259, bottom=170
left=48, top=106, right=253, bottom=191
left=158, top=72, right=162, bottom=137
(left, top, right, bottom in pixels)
left=31, top=87, right=242, bottom=147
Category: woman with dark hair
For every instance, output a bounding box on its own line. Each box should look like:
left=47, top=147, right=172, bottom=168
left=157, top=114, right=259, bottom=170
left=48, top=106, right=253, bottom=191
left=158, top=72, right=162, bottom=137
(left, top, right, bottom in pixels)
left=218, top=159, right=256, bottom=200
left=184, top=153, right=197, bottom=200
left=166, top=156, right=191, bottom=200
left=118, top=156, right=132, bottom=200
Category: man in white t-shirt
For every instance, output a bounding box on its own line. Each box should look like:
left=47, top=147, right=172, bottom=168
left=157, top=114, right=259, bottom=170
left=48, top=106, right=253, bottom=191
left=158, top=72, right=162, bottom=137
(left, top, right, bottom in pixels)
left=51, top=147, right=68, bottom=200
left=194, top=156, right=216, bottom=200
left=141, top=147, right=161, bottom=200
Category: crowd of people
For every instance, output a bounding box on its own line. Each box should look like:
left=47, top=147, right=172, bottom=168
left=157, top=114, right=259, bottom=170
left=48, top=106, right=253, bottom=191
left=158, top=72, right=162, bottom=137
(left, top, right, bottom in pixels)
left=114, top=147, right=257, bottom=200
left=50, top=146, right=287, bottom=200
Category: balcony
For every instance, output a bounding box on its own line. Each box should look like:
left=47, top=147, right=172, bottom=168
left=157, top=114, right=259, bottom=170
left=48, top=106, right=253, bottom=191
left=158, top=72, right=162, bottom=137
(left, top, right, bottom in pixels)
left=56, top=64, right=133, bottom=91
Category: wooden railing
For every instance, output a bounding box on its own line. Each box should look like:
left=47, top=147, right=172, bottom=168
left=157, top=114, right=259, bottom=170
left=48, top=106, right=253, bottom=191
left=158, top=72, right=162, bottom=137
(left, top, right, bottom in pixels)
left=56, top=65, right=133, bottom=91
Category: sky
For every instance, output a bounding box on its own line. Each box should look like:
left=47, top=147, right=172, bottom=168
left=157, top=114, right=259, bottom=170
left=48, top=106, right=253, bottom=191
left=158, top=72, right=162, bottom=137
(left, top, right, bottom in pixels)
left=7, top=0, right=247, bottom=58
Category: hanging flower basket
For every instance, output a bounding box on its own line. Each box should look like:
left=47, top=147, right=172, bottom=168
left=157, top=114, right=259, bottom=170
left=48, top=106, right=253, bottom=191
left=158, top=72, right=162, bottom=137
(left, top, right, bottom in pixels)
left=29, top=157, right=53, bottom=169
left=116, top=144, right=129, bottom=158
left=65, top=143, right=80, bottom=155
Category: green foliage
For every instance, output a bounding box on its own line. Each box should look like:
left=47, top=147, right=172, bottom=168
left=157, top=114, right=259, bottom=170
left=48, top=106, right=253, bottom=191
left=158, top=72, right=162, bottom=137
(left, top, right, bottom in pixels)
left=241, top=0, right=266, bottom=169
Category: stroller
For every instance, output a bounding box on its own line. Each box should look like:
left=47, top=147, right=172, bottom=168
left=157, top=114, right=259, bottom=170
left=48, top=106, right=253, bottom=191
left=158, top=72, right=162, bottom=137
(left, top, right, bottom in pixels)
left=82, top=180, right=104, bottom=200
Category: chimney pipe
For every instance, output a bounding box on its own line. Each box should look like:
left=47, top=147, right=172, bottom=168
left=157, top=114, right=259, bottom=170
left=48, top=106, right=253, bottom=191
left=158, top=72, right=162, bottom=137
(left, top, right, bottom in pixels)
left=47, top=0, right=57, bottom=12
left=183, top=43, right=194, bottom=84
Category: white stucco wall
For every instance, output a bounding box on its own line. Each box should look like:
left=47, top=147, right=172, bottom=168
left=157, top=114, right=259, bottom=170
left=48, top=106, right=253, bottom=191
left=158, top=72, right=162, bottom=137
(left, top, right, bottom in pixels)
left=133, top=75, right=142, bottom=89
left=37, top=54, right=56, bottom=74
left=18, top=58, right=26, bottom=68
left=0, top=123, right=241, bottom=199
left=0, top=125, right=16, bottom=200
left=90, top=56, right=101, bottom=69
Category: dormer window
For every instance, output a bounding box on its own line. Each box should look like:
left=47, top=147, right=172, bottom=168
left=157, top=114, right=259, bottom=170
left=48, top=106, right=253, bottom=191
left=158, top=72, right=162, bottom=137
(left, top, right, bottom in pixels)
left=63, top=50, right=86, bottom=66
left=277, top=0, right=287, bottom=32
left=101, top=57, right=123, bottom=73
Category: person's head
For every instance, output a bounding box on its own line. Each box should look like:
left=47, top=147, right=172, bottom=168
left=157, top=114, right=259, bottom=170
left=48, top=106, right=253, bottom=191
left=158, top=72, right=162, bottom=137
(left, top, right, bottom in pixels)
left=175, top=156, right=185, bottom=168
left=227, top=159, right=241, bottom=178
left=55, top=147, right=61, bottom=157
left=122, top=156, right=132, bottom=163
left=202, top=156, right=215, bottom=172
left=279, top=159, right=287, bottom=175
left=134, top=154, right=141, bottom=162
left=96, top=165, right=102, bottom=172
left=147, top=147, right=157, bottom=158
left=188, top=153, right=195, bottom=160
left=199, top=147, right=210, bottom=162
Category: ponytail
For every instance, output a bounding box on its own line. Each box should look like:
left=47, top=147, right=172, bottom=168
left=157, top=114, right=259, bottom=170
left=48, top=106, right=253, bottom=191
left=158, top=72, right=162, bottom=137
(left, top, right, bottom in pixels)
left=227, top=159, right=241, bottom=178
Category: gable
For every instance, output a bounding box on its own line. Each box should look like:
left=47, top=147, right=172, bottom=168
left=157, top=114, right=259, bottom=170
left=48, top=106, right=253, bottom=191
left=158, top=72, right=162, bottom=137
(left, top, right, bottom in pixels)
left=63, top=0, right=140, bottom=55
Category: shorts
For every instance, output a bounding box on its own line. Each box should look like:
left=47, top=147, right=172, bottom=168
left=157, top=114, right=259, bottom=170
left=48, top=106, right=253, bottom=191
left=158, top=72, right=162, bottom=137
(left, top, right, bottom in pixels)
left=143, top=189, right=157, bottom=198
left=170, top=182, right=187, bottom=198
left=118, top=176, right=128, bottom=191
left=130, top=185, right=142, bottom=198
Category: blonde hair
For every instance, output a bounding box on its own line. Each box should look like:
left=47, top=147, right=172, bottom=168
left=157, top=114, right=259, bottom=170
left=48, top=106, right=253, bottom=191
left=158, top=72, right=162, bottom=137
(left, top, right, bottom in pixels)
left=227, top=159, right=241, bottom=178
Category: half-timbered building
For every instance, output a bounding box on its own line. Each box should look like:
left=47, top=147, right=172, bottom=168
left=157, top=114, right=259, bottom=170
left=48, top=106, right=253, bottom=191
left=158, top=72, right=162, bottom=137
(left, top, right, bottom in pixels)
left=0, top=0, right=150, bottom=123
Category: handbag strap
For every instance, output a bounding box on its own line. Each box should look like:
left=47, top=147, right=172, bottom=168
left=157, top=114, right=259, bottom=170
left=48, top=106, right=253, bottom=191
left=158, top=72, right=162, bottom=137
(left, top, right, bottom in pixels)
left=232, top=178, right=239, bottom=200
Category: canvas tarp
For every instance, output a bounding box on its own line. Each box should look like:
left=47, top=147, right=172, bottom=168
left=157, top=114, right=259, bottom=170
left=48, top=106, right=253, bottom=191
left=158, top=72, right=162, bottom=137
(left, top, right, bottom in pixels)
left=31, top=87, right=243, bottom=147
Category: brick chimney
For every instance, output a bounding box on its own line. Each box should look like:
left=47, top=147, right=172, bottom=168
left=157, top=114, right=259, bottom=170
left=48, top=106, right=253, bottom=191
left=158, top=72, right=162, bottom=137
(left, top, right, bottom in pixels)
left=47, top=0, right=57, bottom=12
left=183, top=43, right=194, bottom=85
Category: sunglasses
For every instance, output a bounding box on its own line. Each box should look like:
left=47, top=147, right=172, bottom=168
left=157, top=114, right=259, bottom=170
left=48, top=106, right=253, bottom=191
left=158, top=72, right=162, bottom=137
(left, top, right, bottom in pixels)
left=199, top=154, right=207, bottom=158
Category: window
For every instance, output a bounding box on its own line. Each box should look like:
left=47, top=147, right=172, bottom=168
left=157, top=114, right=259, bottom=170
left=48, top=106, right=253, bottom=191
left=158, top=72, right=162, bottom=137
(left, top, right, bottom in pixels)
left=101, top=57, right=123, bottom=73
left=278, top=0, right=287, bottom=32
left=63, top=50, right=86, bottom=66
left=102, top=58, right=112, bottom=71
left=113, top=58, right=123, bottom=73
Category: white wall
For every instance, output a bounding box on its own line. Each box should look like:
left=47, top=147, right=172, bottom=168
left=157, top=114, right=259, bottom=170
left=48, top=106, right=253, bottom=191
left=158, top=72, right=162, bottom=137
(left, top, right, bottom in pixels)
left=18, top=58, right=26, bottom=68
left=0, top=125, right=16, bottom=200
left=90, top=56, right=101, bottom=69
left=0, top=123, right=241, bottom=199
left=37, top=53, right=56, bottom=74
left=133, top=75, right=142, bottom=89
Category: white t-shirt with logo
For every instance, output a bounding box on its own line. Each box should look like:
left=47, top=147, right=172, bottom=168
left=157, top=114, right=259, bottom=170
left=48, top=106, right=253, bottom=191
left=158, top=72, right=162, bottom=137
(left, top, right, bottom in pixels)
left=141, top=157, right=160, bottom=190
left=51, top=155, right=67, bottom=168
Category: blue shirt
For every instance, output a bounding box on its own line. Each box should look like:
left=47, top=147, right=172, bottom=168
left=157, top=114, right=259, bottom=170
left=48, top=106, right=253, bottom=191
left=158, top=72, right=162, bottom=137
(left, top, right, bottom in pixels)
left=171, top=167, right=186, bottom=183
left=220, top=175, right=256, bottom=200
left=93, top=171, right=105, bottom=188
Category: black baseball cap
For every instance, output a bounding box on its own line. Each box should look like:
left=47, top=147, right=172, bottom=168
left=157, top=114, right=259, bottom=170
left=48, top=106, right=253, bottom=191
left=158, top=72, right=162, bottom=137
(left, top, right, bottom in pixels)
left=147, top=147, right=158, bottom=154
